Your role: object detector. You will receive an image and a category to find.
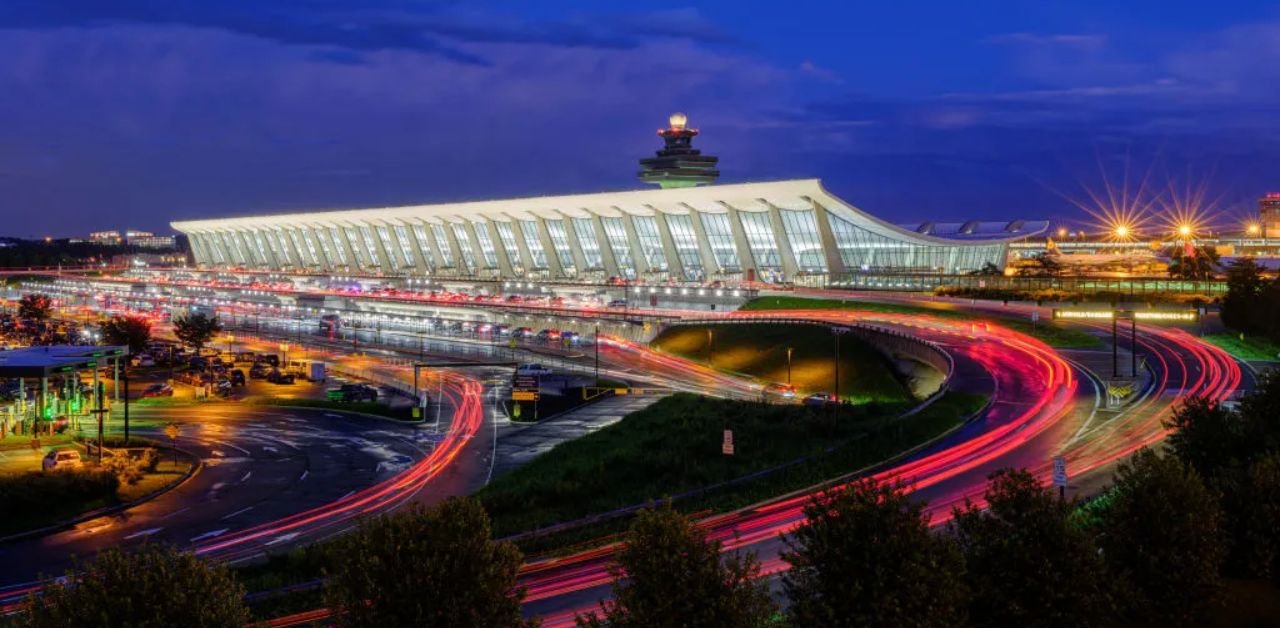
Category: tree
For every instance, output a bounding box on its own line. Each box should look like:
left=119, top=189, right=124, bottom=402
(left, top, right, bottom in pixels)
left=1163, top=396, right=1246, bottom=482
left=1220, top=257, right=1266, bottom=334
left=325, top=497, right=533, bottom=628
left=1214, top=451, right=1280, bottom=580
left=1237, top=368, right=1280, bottom=457
left=781, top=480, right=965, bottom=628
left=172, top=311, right=221, bottom=354
left=1017, top=252, right=1063, bottom=278
left=969, top=261, right=1003, bottom=276
left=23, top=544, right=249, bottom=628
left=17, top=293, right=52, bottom=321
left=100, top=314, right=153, bottom=355
left=1167, top=244, right=1220, bottom=280
left=1099, top=449, right=1224, bottom=624
left=580, top=501, right=775, bottom=628
left=951, top=468, right=1111, bottom=627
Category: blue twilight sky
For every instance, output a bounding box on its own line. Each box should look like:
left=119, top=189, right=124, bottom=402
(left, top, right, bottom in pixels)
left=2, top=1, right=1280, bottom=236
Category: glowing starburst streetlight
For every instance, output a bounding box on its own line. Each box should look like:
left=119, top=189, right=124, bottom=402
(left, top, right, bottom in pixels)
left=1177, top=223, right=1193, bottom=238
left=1247, top=223, right=1261, bottom=236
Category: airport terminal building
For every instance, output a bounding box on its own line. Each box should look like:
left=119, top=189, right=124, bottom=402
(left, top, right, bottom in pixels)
left=172, top=114, right=1046, bottom=285
left=172, top=179, right=1045, bottom=284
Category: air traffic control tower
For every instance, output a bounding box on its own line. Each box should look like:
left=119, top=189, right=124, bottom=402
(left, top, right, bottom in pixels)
left=638, top=112, right=720, bottom=188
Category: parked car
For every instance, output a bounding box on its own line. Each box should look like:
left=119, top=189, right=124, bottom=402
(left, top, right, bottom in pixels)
left=326, top=383, right=378, bottom=402
left=133, top=355, right=156, bottom=367
left=258, top=354, right=280, bottom=367
left=536, top=328, right=561, bottom=341
left=515, top=363, right=553, bottom=377
left=42, top=448, right=84, bottom=472
left=229, top=369, right=246, bottom=386
left=249, top=363, right=269, bottom=379
left=607, top=299, right=629, bottom=308
left=140, top=383, right=174, bottom=398
left=803, top=392, right=838, bottom=407
left=266, top=369, right=295, bottom=385
left=513, top=327, right=534, bottom=338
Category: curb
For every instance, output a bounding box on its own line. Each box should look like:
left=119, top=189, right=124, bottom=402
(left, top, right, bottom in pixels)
left=0, top=446, right=204, bottom=545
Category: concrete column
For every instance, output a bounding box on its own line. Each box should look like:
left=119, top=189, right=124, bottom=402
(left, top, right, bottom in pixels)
left=810, top=200, right=848, bottom=275
left=762, top=202, right=800, bottom=280
left=681, top=205, right=721, bottom=277
left=533, top=218, right=568, bottom=279
left=650, top=209, right=685, bottom=280
left=593, top=215, right=620, bottom=277
left=718, top=202, right=756, bottom=276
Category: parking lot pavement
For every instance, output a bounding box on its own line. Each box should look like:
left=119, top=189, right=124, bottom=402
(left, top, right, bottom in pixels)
left=490, top=393, right=667, bottom=478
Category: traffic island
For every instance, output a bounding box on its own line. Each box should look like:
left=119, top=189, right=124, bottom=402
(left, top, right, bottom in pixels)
left=0, top=438, right=198, bottom=540
left=477, top=391, right=987, bottom=550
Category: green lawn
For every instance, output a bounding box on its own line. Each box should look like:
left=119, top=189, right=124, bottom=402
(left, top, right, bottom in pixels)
left=742, top=295, right=1103, bottom=349
left=651, top=322, right=914, bottom=403
left=1202, top=332, right=1280, bottom=361
left=477, top=391, right=984, bottom=540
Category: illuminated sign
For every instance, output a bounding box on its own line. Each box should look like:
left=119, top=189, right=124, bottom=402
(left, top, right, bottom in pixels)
left=1052, top=310, right=1114, bottom=320
left=1132, top=310, right=1198, bottom=322
left=1053, top=309, right=1199, bottom=322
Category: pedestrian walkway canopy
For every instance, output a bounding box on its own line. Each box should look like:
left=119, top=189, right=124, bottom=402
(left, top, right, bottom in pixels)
left=0, top=346, right=130, bottom=378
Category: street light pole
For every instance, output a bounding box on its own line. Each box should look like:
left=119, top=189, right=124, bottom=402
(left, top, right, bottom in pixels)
left=1131, top=315, right=1138, bottom=378
left=778, top=345, right=788, bottom=386
left=594, top=322, right=600, bottom=387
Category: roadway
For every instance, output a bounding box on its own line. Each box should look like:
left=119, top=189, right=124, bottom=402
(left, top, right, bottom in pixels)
left=3, top=281, right=1250, bottom=624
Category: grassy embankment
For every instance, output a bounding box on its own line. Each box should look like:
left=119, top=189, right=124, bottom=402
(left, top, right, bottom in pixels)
left=741, top=295, right=1102, bottom=349
left=1201, top=332, right=1280, bottom=362
left=651, top=322, right=916, bottom=402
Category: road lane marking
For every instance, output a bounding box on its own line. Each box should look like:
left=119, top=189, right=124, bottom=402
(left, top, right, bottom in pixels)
left=124, top=527, right=163, bottom=540
left=190, top=528, right=229, bottom=542
left=299, top=470, right=309, bottom=481
left=240, top=471, right=252, bottom=483
left=159, top=506, right=191, bottom=520
left=264, top=532, right=300, bottom=546
left=220, top=506, right=253, bottom=520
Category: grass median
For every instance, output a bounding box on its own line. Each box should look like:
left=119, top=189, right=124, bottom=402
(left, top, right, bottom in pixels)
left=1201, top=332, right=1280, bottom=362
left=477, top=390, right=985, bottom=547
left=742, top=295, right=1102, bottom=349
left=651, top=322, right=915, bottom=402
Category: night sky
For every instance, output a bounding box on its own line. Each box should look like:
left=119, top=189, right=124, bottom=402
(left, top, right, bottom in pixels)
left=3, top=1, right=1279, bottom=237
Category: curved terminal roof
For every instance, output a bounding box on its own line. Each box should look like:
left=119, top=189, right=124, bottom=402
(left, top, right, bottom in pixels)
left=902, top=220, right=1050, bottom=240
left=172, top=179, right=1046, bottom=246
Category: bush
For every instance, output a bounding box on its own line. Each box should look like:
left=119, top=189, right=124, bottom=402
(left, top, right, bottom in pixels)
left=0, top=469, right=118, bottom=514
left=101, top=454, right=146, bottom=485
left=24, top=544, right=250, bottom=627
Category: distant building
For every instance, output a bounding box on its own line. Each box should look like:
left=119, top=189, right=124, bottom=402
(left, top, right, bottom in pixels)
left=127, top=233, right=177, bottom=249
left=1261, top=193, right=1280, bottom=238
left=87, top=230, right=123, bottom=245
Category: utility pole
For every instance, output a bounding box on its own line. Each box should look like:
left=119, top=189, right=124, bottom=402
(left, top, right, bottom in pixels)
left=787, top=347, right=793, bottom=385
left=1112, top=311, right=1118, bottom=378
left=1131, top=315, right=1138, bottom=378
left=123, top=367, right=130, bottom=443
left=92, top=382, right=106, bottom=464
left=833, top=328, right=843, bottom=402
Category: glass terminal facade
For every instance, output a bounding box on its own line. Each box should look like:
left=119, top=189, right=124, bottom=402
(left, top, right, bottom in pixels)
left=174, top=179, right=1046, bottom=284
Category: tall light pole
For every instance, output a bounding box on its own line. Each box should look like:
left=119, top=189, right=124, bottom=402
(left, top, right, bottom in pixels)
left=786, top=347, right=793, bottom=385
left=594, top=322, right=601, bottom=387
left=706, top=329, right=713, bottom=366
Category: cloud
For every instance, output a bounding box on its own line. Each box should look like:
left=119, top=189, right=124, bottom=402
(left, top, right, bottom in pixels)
left=984, top=32, right=1108, bottom=51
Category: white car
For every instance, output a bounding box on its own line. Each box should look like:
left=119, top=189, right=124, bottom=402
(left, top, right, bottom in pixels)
left=134, top=355, right=156, bottom=367
left=42, top=448, right=84, bottom=472
left=515, top=364, right=552, bottom=377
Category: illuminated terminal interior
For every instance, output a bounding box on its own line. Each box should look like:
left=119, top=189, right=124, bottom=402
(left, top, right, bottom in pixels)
left=172, top=179, right=1047, bottom=284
